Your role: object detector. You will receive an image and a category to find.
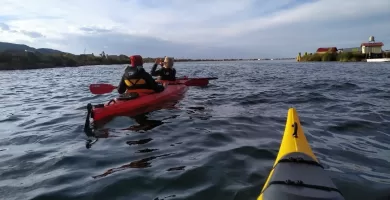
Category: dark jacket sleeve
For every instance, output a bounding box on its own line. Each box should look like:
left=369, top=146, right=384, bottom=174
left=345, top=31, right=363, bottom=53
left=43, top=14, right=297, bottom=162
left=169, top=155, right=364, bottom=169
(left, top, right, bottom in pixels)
left=150, top=63, right=161, bottom=76
left=171, top=68, right=176, bottom=81
left=139, top=68, right=161, bottom=91
left=117, top=75, right=127, bottom=94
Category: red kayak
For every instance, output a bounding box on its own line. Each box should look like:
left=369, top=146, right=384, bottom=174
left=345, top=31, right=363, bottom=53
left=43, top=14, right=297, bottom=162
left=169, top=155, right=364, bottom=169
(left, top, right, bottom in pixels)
left=86, top=83, right=188, bottom=122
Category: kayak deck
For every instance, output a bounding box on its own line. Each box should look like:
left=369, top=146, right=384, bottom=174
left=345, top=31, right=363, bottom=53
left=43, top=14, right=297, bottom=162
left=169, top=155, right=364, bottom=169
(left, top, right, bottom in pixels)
left=258, top=108, right=345, bottom=200
left=87, top=83, right=188, bottom=122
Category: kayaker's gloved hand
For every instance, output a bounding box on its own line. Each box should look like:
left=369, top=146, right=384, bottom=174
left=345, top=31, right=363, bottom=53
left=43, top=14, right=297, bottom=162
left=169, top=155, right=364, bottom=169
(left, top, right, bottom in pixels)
left=155, top=58, right=163, bottom=66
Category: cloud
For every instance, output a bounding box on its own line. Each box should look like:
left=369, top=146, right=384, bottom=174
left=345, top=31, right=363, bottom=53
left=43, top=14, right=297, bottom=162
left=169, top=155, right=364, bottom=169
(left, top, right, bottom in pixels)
left=19, top=30, right=44, bottom=38
left=79, top=26, right=112, bottom=34
left=0, top=23, right=10, bottom=31
left=0, top=0, right=389, bottom=58
left=46, top=32, right=255, bottom=59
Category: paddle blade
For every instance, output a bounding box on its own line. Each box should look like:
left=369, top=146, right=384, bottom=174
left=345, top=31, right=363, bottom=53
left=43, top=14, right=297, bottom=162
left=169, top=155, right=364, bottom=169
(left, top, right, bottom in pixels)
left=182, top=79, right=209, bottom=86
left=157, top=77, right=218, bottom=86
left=183, top=77, right=218, bottom=86
left=89, top=83, right=117, bottom=94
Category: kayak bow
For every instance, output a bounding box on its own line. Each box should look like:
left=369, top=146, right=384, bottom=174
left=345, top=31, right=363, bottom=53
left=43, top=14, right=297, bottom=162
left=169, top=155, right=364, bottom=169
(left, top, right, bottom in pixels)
left=258, top=108, right=345, bottom=200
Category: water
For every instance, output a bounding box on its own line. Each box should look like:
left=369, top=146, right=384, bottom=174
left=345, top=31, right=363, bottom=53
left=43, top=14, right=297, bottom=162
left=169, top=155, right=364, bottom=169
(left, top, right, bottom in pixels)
left=1, top=61, right=390, bottom=200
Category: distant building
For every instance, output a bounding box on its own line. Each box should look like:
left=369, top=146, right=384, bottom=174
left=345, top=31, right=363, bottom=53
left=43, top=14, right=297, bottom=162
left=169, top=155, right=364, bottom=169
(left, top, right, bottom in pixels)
left=296, top=36, right=388, bottom=61
left=360, top=42, right=383, bottom=54
left=316, top=47, right=338, bottom=54
left=361, top=36, right=384, bottom=58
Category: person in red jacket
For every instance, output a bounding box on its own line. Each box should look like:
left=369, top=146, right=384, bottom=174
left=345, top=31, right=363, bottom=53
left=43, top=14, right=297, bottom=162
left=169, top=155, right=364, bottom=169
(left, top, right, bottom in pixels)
left=117, top=55, right=164, bottom=94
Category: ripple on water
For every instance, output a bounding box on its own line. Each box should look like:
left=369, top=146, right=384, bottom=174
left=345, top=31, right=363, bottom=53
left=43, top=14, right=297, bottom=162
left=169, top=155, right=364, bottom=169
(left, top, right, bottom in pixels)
left=1, top=62, right=390, bottom=200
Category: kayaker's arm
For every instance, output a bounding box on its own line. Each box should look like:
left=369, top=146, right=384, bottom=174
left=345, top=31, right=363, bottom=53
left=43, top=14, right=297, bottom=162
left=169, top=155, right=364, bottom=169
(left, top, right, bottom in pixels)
left=139, top=68, right=163, bottom=92
left=117, top=76, right=127, bottom=94
left=171, top=68, right=176, bottom=81
left=150, top=63, right=161, bottom=76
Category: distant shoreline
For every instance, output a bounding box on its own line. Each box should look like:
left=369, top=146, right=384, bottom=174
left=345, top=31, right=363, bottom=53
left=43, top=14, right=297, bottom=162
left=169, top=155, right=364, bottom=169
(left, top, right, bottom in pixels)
left=0, top=57, right=295, bottom=71
left=297, top=52, right=367, bottom=62
left=296, top=51, right=390, bottom=62
left=0, top=41, right=299, bottom=70
left=1, top=41, right=297, bottom=70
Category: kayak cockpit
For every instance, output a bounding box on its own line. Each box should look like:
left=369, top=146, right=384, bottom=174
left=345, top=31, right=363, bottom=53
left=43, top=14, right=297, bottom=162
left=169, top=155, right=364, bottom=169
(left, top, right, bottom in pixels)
left=260, top=152, right=344, bottom=200
left=115, top=92, right=140, bottom=101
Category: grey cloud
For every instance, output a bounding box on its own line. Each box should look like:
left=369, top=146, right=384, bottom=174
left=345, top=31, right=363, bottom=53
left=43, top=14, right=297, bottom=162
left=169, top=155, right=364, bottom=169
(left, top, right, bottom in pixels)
left=41, top=12, right=390, bottom=58
left=55, top=32, right=255, bottom=59
left=79, top=27, right=112, bottom=34
left=0, top=23, right=44, bottom=38
left=219, top=15, right=390, bottom=57
left=20, top=30, right=44, bottom=38
left=0, top=23, right=10, bottom=31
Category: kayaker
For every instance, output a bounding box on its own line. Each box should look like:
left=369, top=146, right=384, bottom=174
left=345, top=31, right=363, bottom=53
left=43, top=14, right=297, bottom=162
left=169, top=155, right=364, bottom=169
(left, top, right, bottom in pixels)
left=117, top=55, right=164, bottom=94
left=150, top=56, right=176, bottom=81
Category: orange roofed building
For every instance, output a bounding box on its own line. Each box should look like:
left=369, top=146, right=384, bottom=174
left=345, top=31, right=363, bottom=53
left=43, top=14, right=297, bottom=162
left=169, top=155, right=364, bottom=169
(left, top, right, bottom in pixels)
left=316, top=47, right=338, bottom=54
left=360, top=42, right=383, bottom=54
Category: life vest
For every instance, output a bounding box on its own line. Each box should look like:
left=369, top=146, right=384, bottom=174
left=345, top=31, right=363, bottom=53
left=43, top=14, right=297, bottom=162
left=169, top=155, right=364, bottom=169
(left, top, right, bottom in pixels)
left=124, top=78, right=146, bottom=87
left=122, top=66, right=151, bottom=90
left=123, top=77, right=158, bottom=93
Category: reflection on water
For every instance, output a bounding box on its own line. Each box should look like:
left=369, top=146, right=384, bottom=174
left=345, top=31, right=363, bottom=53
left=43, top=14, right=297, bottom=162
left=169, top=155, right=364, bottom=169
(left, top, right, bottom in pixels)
left=185, top=106, right=211, bottom=120
left=93, top=153, right=173, bottom=179
left=85, top=113, right=169, bottom=149
left=123, top=114, right=165, bottom=132
left=85, top=107, right=204, bottom=179
left=126, top=138, right=153, bottom=145
left=86, top=112, right=186, bottom=179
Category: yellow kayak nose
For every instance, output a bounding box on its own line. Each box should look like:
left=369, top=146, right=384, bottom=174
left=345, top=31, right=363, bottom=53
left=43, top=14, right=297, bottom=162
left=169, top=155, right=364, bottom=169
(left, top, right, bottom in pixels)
left=258, top=108, right=345, bottom=200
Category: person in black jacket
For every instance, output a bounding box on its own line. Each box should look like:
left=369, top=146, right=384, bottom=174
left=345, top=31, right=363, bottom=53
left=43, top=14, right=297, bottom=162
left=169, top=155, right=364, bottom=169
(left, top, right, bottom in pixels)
left=117, top=55, right=164, bottom=95
left=150, top=56, right=176, bottom=81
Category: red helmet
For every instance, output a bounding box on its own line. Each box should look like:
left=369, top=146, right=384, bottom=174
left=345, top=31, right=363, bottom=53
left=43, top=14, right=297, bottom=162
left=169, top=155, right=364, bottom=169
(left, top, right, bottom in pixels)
left=130, top=55, right=143, bottom=67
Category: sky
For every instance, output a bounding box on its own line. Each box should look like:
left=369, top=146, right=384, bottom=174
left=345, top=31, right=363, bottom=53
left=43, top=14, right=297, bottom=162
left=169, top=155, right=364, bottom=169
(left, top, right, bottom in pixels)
left=0, top=0, right=389, bottom=59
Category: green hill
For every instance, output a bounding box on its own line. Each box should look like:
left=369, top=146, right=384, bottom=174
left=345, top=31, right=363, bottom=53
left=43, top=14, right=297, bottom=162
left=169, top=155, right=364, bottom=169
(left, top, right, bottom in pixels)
left=35, top=48, right=66, bottom=55
left=0, top=41, right=131, bottom=70
left=0, top=42, right=36, bottom=52
left=0, top=42, right=67, bottom=55
left=0, top=41, right=235, bottom=70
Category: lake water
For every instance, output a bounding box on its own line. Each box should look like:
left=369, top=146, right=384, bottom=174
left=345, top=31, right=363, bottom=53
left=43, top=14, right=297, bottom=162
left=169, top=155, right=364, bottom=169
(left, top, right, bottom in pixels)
left=1, top=61, right=390, bottom=200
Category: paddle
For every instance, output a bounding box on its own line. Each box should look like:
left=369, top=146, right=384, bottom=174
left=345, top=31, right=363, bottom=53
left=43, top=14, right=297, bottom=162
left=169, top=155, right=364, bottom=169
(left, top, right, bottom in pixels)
left=90, top=82, right=176, bottom=95
left=89, top=83, right=117, bottom=95
left=177, top=77, right=218, bottom=86
left=177, top=77, right=218, bottom=81
left=89, top=77, right=218, bottom=94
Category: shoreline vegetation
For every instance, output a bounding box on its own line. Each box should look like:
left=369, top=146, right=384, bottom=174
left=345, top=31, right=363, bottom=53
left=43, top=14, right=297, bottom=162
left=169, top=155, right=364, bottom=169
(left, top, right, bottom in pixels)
left=0, top=42, right=294, bottom=70
left=297, top=51, right=390, bottom=62
left=0, top=54, right=294, bottom=71
left=298, top=52, right=365, bottom=62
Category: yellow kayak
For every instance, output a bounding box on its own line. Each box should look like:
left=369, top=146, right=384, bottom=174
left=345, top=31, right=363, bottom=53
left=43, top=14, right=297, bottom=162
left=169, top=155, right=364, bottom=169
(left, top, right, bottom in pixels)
left=258, top=108, right=345, bottom=200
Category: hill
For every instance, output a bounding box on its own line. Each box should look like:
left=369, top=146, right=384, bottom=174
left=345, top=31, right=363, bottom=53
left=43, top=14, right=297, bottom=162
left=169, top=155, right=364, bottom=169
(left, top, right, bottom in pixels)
left=0, top=41, right=272, bottom=70
left=0, top=42, right=36, bottom=52
left=0, top=41, right=132, bottom=70
left=0, top=42, right=67, bottom=55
